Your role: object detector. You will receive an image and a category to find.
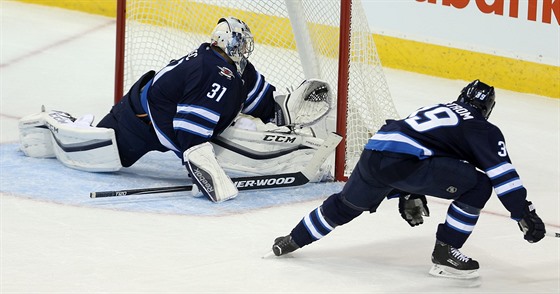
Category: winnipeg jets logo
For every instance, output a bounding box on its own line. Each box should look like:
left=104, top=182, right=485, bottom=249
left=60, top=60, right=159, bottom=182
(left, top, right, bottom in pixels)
left=218, top=66, right=235, bottom=80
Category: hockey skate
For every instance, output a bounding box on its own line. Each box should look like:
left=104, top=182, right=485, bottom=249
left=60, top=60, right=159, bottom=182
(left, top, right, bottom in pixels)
left=272, top=235, right=300, bottom=256
left=429, top=240, right=480, bottom=279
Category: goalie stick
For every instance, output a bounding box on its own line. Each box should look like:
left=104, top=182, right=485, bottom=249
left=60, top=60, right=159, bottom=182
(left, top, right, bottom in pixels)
left=90, top=132, right=342, bottom=198
left=91, top=172, right=308, bottom=198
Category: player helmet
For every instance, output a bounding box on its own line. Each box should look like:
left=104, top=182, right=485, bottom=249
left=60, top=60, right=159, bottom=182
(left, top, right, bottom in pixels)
left=457, top=79, right=496, bottom=119
left=211, top=17, right=254, bottom=74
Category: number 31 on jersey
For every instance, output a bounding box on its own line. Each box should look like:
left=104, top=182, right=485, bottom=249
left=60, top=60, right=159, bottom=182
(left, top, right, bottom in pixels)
left=207, top=83, right=227, bottom=102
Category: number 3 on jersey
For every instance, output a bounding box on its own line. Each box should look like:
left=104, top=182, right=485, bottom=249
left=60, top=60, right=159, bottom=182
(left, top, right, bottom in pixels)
left=497, top=141, right=508, bottom=157
left=207, top=83, right=227, bottom=102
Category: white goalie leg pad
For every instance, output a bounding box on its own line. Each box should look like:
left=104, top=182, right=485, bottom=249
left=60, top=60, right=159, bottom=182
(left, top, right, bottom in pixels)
left=19, top=109, right=55, bottom=158
left=20, top=108, right=121, bottom=171
left=213, top=118, right=338, bottom=182
left=184, top=142, right=238, bottom=203
left=274, top=79, right=332, bottom=127
left=45, top=109, right=121, bottom=172
left=232, top=114, right=294, bottom=133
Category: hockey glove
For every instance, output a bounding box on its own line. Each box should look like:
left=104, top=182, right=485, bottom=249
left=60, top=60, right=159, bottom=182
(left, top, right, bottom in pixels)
left=518, top=201, right=546, bottom=243
left=273, top=79, right=332, bottom=127
left=399, top=194, right=430, bottom=227
left=183, top=142, right=238, bottom=203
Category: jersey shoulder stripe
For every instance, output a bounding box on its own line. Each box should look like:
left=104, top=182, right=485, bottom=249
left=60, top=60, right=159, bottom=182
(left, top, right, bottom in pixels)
left=366, top=131, right=433, bottom=158
left=243, top=81, right=270, bottom=114
left=246, top=70, right=263, bottom=99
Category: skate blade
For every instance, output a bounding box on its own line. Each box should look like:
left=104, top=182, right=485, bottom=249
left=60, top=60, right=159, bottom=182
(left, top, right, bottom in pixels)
left=429, top=264, right=479, bottom=280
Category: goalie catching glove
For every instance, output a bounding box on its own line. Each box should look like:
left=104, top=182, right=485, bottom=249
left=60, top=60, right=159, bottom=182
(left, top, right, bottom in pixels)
left=184, top=142, right=238, bottom=203
left=273, top=79, right=332, bottom=128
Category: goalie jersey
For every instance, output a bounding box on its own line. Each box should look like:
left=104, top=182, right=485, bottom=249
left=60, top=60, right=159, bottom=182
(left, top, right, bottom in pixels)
left=365, top=101, right=527, bottom=219
left=142, top=43, right=276, bottom=159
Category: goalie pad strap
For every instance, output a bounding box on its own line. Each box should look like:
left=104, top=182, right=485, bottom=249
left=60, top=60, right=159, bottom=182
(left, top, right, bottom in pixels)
left=184, top=142, right=238, bottom=203
left=273, top=93, right=291, bottom=127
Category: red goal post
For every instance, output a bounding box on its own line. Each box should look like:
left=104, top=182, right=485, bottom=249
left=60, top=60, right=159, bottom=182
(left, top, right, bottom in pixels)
left=114, top=0, right=398, bottom=181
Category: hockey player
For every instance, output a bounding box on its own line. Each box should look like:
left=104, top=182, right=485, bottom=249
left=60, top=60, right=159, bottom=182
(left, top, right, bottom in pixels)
left=96, top=17, right=274, bottom=203
left=270, top=80, right=546, bottom=279
left=18, top=17, right=335, bottom=203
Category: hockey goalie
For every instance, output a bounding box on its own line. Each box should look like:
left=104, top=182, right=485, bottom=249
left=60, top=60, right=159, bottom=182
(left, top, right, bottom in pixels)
left=19, top=17, right=342, bottom=204
left=18, top=80, right=340, bottom=203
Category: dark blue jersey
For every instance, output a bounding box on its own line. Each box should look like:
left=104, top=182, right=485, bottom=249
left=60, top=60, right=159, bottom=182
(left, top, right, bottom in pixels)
left=366, top=101, right=526, bottom=218
left=241, top=61, right=276, bottom=120
left=141, top=43, right=276, bottom=160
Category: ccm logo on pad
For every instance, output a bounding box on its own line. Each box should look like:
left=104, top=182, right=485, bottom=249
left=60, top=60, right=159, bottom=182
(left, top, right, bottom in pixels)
left=263, top=135, right=296, bottom=143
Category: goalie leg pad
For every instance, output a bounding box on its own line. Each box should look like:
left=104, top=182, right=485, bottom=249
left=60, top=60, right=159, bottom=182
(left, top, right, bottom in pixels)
left=20, top=108, right=122, bottom=171
left=19, top=108, right=122, bottom=172
left=19, top=110, right=55, bottom=158
left=46, top=110, right=122, bottom=172
left=212, top=125, right=339, bottom=182
left=184, top=142, right=238, bottom=203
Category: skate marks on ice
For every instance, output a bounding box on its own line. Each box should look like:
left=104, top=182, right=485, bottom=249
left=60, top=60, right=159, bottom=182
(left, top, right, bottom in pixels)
left=0, top=143, right=343, bottom=216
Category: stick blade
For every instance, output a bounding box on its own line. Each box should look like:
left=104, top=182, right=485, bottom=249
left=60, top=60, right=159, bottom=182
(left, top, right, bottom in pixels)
left=261, top=251, right=276, bottom=259
left=546, top=231, right=560, bottom=238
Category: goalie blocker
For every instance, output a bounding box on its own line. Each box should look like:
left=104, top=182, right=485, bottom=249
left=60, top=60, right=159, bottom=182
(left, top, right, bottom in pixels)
left=184, top=142, right=238, bottom=203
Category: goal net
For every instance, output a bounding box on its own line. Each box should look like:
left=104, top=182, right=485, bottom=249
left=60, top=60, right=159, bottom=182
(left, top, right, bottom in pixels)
left=115, top=0, right=399, bottom=180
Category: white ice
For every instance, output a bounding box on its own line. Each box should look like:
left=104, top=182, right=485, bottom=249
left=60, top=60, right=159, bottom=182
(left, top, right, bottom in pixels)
left=1, top=2, right=559, bottom=293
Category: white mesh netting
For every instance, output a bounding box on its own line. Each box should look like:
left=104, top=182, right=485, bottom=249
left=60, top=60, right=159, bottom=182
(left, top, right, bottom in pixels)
left=120, top=0, right=399, bottom=177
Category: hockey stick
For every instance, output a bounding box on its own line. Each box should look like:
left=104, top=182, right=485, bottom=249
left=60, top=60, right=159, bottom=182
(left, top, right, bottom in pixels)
left=546, top=231, right=560, bottom=238
left=91, top=172, right=309, bottom=198
left=90, top=132, right=342, bottom=198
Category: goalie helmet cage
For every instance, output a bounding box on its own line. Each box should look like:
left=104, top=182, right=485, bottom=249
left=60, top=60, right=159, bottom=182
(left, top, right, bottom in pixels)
left=114, top=0, right=399, bottom=181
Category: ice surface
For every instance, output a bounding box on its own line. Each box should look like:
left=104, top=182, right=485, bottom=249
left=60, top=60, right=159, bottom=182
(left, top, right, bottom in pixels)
left=1, top=2, right=559, bottom=293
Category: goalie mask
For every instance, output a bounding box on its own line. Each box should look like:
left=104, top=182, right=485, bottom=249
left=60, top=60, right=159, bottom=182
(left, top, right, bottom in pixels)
left=211, top=17, right=254, bottom=74
left=457, top=79, right=496, bottom=119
